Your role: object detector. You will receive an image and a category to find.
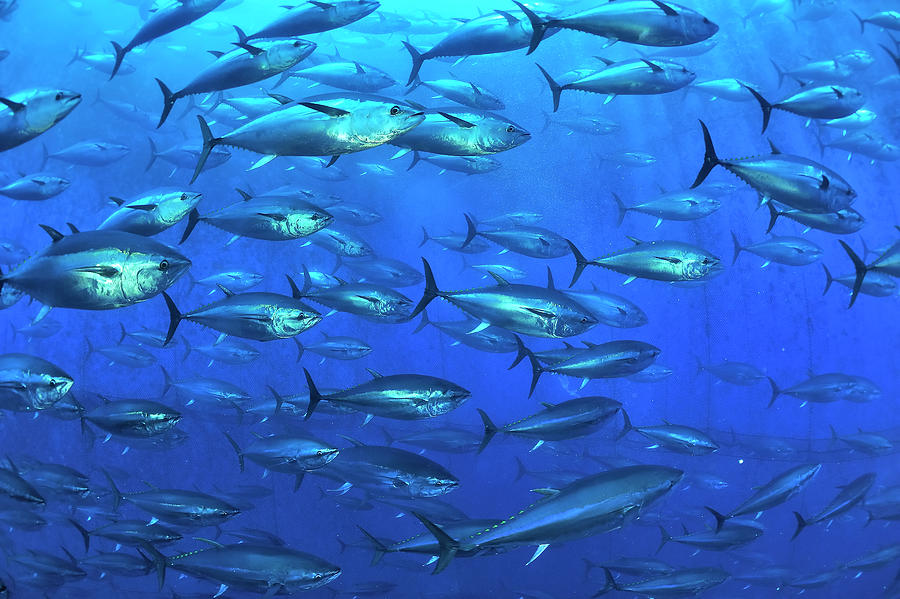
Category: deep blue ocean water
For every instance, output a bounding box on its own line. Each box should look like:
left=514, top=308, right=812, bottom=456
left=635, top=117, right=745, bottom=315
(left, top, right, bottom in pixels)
left=0, top=0, right=898, bottom=597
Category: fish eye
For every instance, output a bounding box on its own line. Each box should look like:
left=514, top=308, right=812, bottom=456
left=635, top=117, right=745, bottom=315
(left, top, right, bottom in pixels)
left=159, top=259, right=170, bottom=271
left=180, top=193, right=188, bottom=201
left=389, top=105, right=400, bottom=115
left=506, top=125, right=516, bottom=133
left=55, top=92, right=63, bottom=101
left=293, top=41, right=301, bottom=47
left=703, top=17, right=710, bottom=23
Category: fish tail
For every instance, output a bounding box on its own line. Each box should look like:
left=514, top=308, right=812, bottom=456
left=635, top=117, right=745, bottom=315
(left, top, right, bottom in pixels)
left=535, top=63, right=562, bottom=112
left=412, top=311, right=430, bottom=334
left=191, top=115, right=220, bottom=184
left=705, top=506, right=728, bottom=532
left=155, top=78, right=177, bottom=128
left=767, top=376, right=781, bottom=408
left=66, top=47, right=83, bottom=67
left=765, top=201, right=781, bottom=233
left=476, top=408, right=498, bottom=454
left=303, top=368, right=323, bottom=420
left=419, top=226, right=430, bottom=248
left=293, top=337, right=304, bottom=362
left=838, top=240, right=867, bottom=308
left=412, top=512, right=459, bottom=575
left=742, top=85, right=773, bottom=134
left=791, top=511, right=808, bottom=540
left=612, top=193, right=627, bottom=228
left=617, top=409, right=633, bottom=440
left=596, top=567, right=620, bottom=595
left=267, top=385, right=285, bottom=417
left=402, top=41, right=425, bottom=86
left=508, top=333, right=531, bottom=370
left=462, top=213, right=478, bottom=248
left=691, top=120, right=720, bottom=188
left=581, top=558, right=598, bottom=582
left=68, top=518, right=90, bottom=551
left=851, top=11, right=864, bottom=34
left=357, top=525, right=389, bottom=566
left=300, top=265, right=313, bottom=296
left=405, top=74, right=422, bottom=94
left=109, top=40, right=127, bottom=80
left=513, top=1, right=547, bottom=55
left=117, top=322, right=127, bottom=344
left=822, top=264, right=833, bottom=295
left=514, top=456, right=529, bottom=482
left=223, top=432, right=244, bottom=472
left=145, top=137, right=158, bottom=172
left=160, top=366, right=173, bottom=396
left=101, top=468, right=122, bottom=511
left=139, top=541, right=167, bottom=590
left=880, top=43, right=900, bottom=74
left=410, top=257, right=442, bottom=319
left=565, top=238, right=591, bottom=287
left=656, top=525, right=672, bottom=554
left=179, top=208, right=200, bottom=245
left=730, top=231, right=743, bottom=265
left=40, top=142, right=49, bottom=170
left=770, top=59, right=785, bottom=87
left=162, top=292, right=183, bottom=346
left=526, top=347, right=543, bottom=398
left=407, top=150, right=421, bottom=171
left=181, top=334, right=191, bottom=361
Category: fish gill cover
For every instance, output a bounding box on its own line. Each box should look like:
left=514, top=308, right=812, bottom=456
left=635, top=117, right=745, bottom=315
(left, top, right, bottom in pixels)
left=0, top=0, right=898, bottom=597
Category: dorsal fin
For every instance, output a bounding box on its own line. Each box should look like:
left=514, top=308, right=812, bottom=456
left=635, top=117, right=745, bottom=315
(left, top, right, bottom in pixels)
left=353, top=61, right=365, bottom=74
left=109, top=196, right=125, bottom=206
left=338, top=434, right=366, bottom=447
left=650, top=0, right=679, bottom=16
left=267, top=91, right=294, bottom=105
left=66, top=223, right=80, bottom=234
left=39, top=224, right=64, bottom=242
left=546, top=267, right=555, bottom=290
left=207, top=50, right=225, bottom=58
left=641, top=59, right=664, bottom=73
left=494, top=9, right=517, bottom=25
left=217, top=284, right=235, bottom=297
left=366, top=368, right=383, bottom=379
left=594, top=56, right=615, bottom=66
left=768, top=139, right=782, bottom=154
left=562, top=341, right=574, bottom=349
left=235, top=188, right=253, bottom=201
left=469, top=82, right=482, bottom=95
left=626, top=236, right=644, bottom=245
left=285, top=275, right=302, bottom=299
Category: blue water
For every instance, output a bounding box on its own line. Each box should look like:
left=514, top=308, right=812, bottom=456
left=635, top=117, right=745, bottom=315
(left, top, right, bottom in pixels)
left=1, top=0, right=898, bottom=597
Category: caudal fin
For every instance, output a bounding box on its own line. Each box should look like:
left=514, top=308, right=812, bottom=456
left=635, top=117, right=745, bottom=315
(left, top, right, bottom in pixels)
left=409, top=257, right=442, bottom=319
left=161, top=292, right=183, bottom=346
left=617, top=409, right=634, bottom=440
left=730, top=231, right=744, bottom=265
left=743, top=85, right=774, bottom=134
left=656, top=525, right=672, bottom=554
left=224, top=432, right=244, bottom=472
left=851, top=11, right=865, bottom=33
left=691, top=120, right=721, bottom=188
left=190, top=115, right=220, bottom=184
left=770, top=59, right=786, bottom=87
left=462, top=213, right=477, bottom=248
left=838, top=240, right=867, bottom=308
left=303, top=368, right=324, bottom=420
left=767, top=376, right=781, bottom=408
left=822, top=264, right=834, bottom=295
left=765, top=201, right=781, bottom=233
left=412, top=512, right=459, bottom=575
left=705, top=506, right=729, bottom=532
left=357, top=526, right=389, bottom=566
left=145, top=137, right=159, bottom=172
left=565, top=238, right=592, bottom=287
left=180, top=208, right=200, bottom=244
left=476, top=408, right=498, bottom=454
left=402, top=41, right=426, bottom=87
left=512, top=1, right=547, bottom=55
left=535, top=63, right=562, bottom=112
left=508, top=333, right=530, bottom=370
left=791, top=511, right=809, bottom=540
left=408, top=150, right=421, bottom=171
left=109, top=41, right=127, bottom=80
left=155, top=79, right=178, bottom=128
left=412, top=311, right=430, bottom=334
left=612, top=193, right=628, bottom=227
left=594, top=567, right=621, bottom=596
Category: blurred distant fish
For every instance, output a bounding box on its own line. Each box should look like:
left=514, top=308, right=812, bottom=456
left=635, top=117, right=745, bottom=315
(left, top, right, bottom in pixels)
left=690, top=78, right=758, bottom=102
left=338, top=256, right=422, bottom=286
left=96, top=95, right=157, bottom=130
left=563, top=285, right=648, bottom=328
left=82, top=398, right=181, bottom=439
left=731, top=232, right=823, bottom=267
left=0, top=88, right=81, bottom=152
left=109, top=0, right=227, bottom=79
left=765, top=202, right=865, bottom=235
left=414, top=311, right=518, bottom=354
left=296, top=266, right=413, bottom=322
left=41, top=140, right=130, bottom=167
left=744, top=84, right=865, bottom=133
left=614, top=190, right=720, bottom=228
left=147, top=137, right=232, bottom=175
left=295, top=332, right=372, bottom=362
left=0, top=173, right=70, bottom=201
left=463, top=214, right=569, bottom=259
left=768, top=372, right=881, bottom=407
left=307, top=226, right=374, bottom=257
left=328, top=202, right=382, bottom=226
left=771, top=50, right=874, bottom=86
left=193, top=270, right=263, bottom=294
left=852, top=10, right=900, bottom=33
left=542, top=111, right=620, bottom=135
left=183, top=335, right=261, bottom=366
